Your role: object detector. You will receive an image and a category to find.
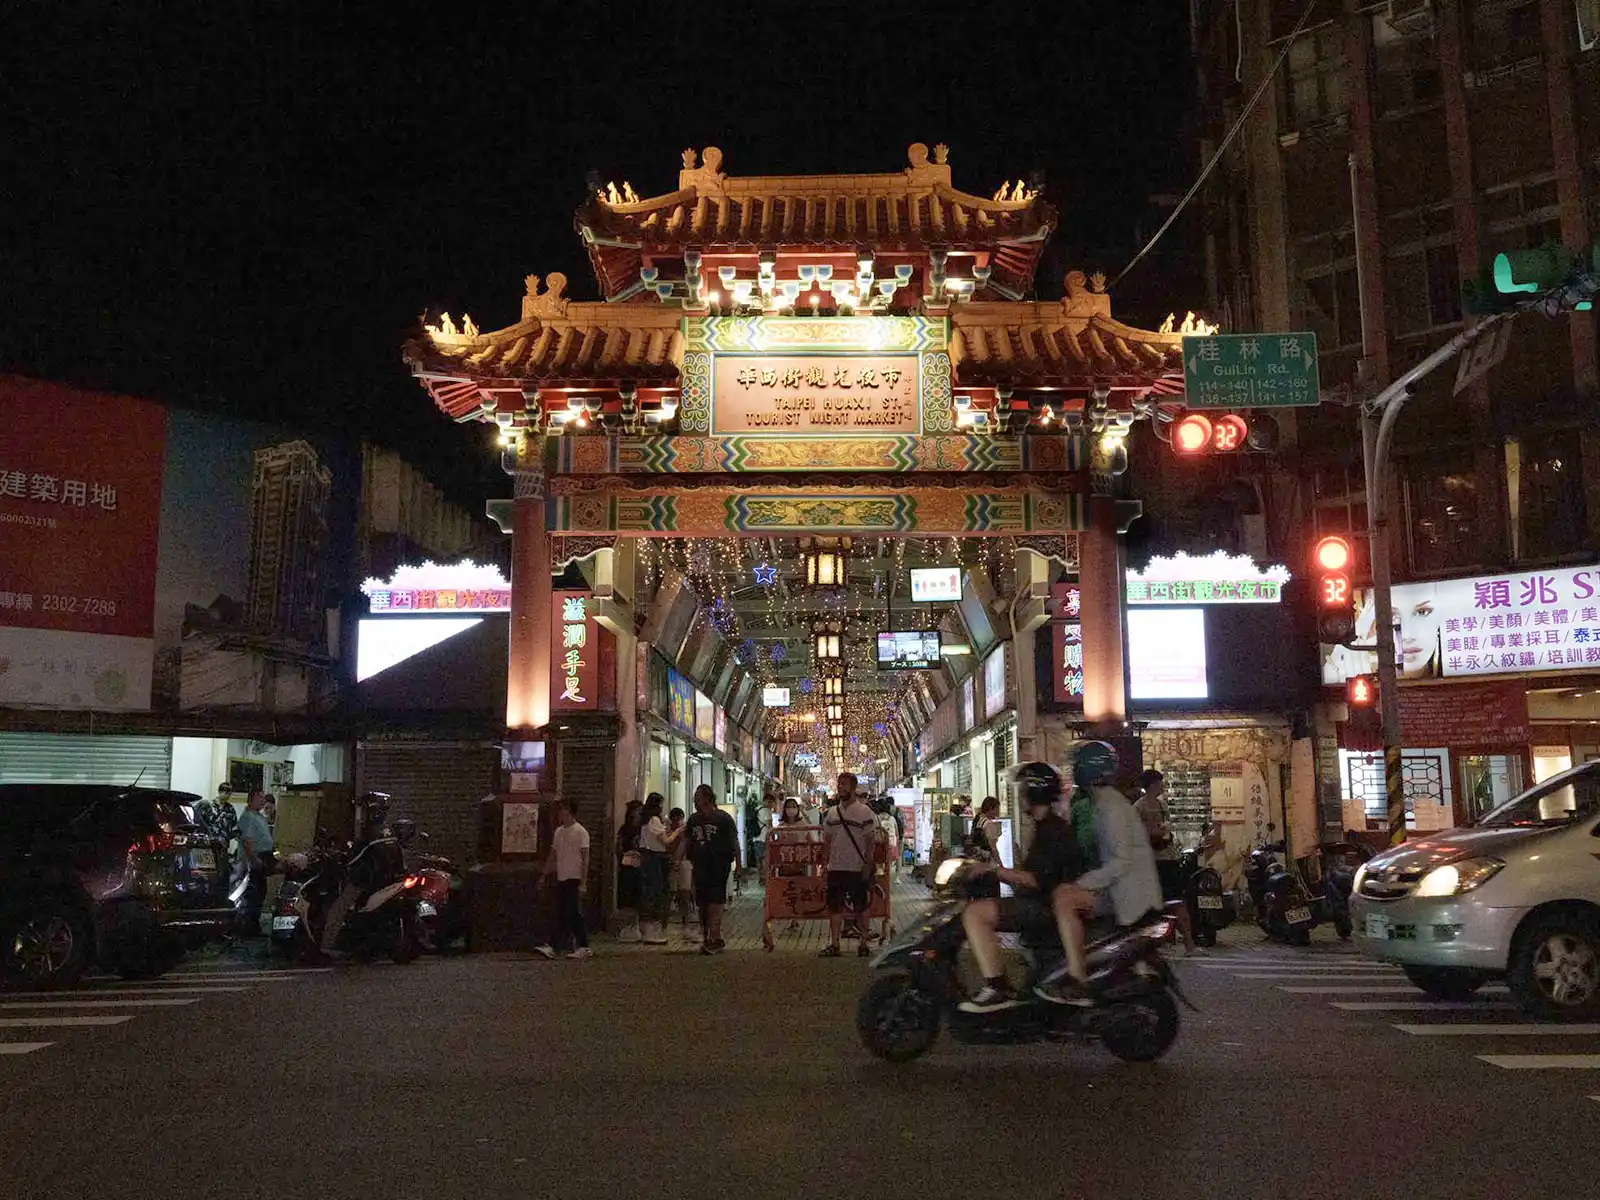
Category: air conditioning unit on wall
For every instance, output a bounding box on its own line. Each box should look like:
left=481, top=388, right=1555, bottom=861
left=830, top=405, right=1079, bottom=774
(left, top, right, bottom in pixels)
left=1389, top=0, right=1436, bottom=36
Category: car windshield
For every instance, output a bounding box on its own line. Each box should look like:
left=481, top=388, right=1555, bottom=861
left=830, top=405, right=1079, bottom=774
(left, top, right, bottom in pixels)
left=1476, top=760, right=1600, bottom=829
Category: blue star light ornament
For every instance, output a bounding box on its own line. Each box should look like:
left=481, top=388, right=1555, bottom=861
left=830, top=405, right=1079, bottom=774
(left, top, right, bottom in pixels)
left=753, top=562, right=777, bottom=586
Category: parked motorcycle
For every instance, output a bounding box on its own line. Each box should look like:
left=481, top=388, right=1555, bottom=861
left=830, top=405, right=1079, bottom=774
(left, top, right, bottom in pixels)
left=1316, top=840, right=1373, bottom=941
left=1178, top=845, right=1234, bottom=948
left=1244, top=838, right=1319, bottom=946
left=856, top=857, right=1189, bottom=1064
left=272, top=834, right=420, bottom=963
left=393, top=819, right=466, bottom=953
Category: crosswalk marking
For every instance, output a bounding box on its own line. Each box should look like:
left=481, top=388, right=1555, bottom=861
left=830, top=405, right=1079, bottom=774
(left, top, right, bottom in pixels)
left=0, top=1043, right=52, bottom=1055
left=0, top=1015, right=134, bottom=1028
left=90, top=974, right=294, bottom=986
left=1395, top=1023, right=1600, bottom=1037
left=1478, top=1055, right=1600, bottom=1069
left=69, top=987, right=249, bottom=996
left=164, top=969, right=331, bottom=978
left=1331, top=1001, right=1517, bottom=1011
left=0, top=998, right=202, bottom=1010
left=1235, top=972, right=1406, bottom=980
left=1279, top=985, right=1511, bottom=994
left=1189, top=963, right=1401, bottom=971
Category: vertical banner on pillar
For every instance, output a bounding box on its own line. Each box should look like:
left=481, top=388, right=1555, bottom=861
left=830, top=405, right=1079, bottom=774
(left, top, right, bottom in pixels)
left=551, top=591, right=610, bottom=712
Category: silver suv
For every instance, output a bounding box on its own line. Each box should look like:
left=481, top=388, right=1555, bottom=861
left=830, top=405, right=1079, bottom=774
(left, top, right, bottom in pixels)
left=1351, top=759, right=1600, bottom=1020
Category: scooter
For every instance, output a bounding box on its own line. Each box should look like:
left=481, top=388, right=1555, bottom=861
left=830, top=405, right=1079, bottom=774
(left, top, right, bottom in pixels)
left=1179, top=845, right=1234, bottom=948
left=273, top=837, right=420, bottom=964
left=1244, top=838, right=1319, bottom=946
left=856, top=857, right=1190, bottom=1064
left=395, top=821, right=466, bottom=953
left=1316, top=841, right=1373, bottom=941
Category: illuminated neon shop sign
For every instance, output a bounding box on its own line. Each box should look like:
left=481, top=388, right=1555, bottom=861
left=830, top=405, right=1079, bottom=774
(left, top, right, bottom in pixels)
left=1125, top=552, right=1290, bottom=605
left=551, top=591, right=600, bottom=711
left=361, top=560, right=512, bottom=613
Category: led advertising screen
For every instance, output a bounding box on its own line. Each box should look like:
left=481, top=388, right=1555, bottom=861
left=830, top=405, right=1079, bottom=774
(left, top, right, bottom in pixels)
left=909, top=567, right=962, bottom=603
left=1126, top=608, right=1209, bottom=700
left=762, top=685, right=791, bottom=707
left=876, top=630, right=941, bottom=668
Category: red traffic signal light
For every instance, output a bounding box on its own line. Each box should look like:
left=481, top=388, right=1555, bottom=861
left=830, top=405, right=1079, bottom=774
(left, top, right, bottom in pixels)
left=1172, top=412, right=1252, bottom=455
left=1314, top=535, right=1356, bottom=644
left=1346, top=674, right=1377, bottom=708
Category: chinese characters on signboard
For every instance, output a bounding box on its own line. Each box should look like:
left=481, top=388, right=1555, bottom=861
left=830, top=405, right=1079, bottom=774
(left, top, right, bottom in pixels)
left=1322, top=565, right=1600, bottom=684
left=367, top=588, right=511, bottom=612
left=711, top=355, right=920, bottom=435
left=550, top=591, right=599, bottom=711
left=667, top=667, right=695, bottom=733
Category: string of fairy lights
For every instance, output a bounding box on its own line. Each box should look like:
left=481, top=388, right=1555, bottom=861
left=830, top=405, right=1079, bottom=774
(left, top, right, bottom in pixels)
left=637, top=534, right=1022, bottom=783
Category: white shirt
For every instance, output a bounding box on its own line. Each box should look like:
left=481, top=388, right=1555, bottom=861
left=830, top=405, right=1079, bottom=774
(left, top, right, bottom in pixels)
left=824, top=800, right=878, bottom=873
left=640, top=815, right=668, bottom=853
left=551, top=821, right=590, bottom=881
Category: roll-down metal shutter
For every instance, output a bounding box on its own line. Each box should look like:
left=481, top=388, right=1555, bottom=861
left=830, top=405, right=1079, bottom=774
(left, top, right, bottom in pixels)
left=0, top=733, right=172, bottom=787
left=356, top=741, right=499, bottom=868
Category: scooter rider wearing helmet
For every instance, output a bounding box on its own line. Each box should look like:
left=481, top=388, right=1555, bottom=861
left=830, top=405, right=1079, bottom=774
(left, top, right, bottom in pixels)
left=958, top=761, right=1094, bottom=1013
left=1072, top=741, right=1165, bottom=940
left=318, top=793, right=399, bottom=957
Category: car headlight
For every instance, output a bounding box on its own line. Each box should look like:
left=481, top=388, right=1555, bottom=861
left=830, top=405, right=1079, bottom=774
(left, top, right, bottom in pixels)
left=934, top=857, right=966, bottom=886
left=1413, top=857, right=1504, bottom=898
left=1353, top=863, right=1369, bottom=894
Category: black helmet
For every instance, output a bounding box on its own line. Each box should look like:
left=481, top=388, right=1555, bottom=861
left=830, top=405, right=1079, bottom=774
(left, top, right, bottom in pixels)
left=1013, top=762, right=1063, bottom=810
left=392, top=816, right=416, bottom=844
left=1071, top=741, right=1119, bottom=789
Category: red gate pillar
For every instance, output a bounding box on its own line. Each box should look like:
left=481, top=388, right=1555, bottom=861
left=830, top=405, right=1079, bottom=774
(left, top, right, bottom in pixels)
left=506, top=441, right=551, bottom=731
left=1077, top=495, right=1127, bottom=734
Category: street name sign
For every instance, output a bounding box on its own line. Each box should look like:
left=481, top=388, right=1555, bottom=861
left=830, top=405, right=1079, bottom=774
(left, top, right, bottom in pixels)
left=1182, top=332, right=1321, bottom=409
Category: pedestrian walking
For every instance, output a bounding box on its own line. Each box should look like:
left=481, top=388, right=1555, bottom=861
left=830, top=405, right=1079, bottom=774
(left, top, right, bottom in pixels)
left=616, top=799, right=643, bottom=942
left=1134, top=769, right=1196, bottom=953
left=684, top=784, right=739, bottom=954
left=637, top=793, right=672, bottom=945
left=535, top=800, right=591, bottom=960
left=819, top=773, right=880, bottom=958
left=966, top=795, right=1001, bottom=900
left=776, top=796, right=810, bottom=932
left=235, top=789, right=275, bottom=937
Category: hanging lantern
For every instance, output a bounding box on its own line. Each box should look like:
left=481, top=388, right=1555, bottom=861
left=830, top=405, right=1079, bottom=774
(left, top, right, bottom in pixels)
left=830, top=722, right=845, bottom=739
left=826, top=702, right=843, bottom=722
left=821, top=675, right=843, bottom=698
left=812, top=617, right=843, bottom=662
left=800, top=536, right=850, bottom=590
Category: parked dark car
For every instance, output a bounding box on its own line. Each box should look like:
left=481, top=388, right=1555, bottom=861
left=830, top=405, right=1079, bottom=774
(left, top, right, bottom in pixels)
left=0, top=784, right=236, bottom=988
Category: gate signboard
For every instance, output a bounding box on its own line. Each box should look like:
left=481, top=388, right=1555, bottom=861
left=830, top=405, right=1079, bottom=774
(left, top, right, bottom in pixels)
left=1182, top=332, right=1320, bottom=409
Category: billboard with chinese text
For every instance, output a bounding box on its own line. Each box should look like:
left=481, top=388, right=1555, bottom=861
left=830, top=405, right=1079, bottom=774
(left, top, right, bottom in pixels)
left=0, top=377, right=166, bottom=709
left=1321, top=565, right=1600, bottom=685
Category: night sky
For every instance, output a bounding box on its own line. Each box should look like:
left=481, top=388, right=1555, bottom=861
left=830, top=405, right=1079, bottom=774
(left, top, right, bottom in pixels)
left=7, top=3, right=1198, bottom=503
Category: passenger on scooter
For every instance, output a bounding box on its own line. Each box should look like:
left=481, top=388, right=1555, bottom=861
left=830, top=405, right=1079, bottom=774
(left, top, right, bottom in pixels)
left=957, top=762, right=1093, bottom=1013
left=1073, top=744, right=1165, bottom=937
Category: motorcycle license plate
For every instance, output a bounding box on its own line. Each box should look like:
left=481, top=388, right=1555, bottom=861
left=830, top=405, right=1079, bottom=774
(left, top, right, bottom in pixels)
left=1365, top=915, right=1391, bottom=940
left=1285, top=907, right=1313, bottom=925
left=1197, top=895, right=1224, bottom=910
left=272, top=916, right=298, bottom=932
left=189, top=847, right=216, bottom=869
left=417, top=901, right=437, bottom=918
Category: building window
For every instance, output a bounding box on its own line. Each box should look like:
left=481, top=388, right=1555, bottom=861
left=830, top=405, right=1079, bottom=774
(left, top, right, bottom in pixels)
left=1299, top=265, right=1363, bottom=350
left=1405, top=449, right=1483, bottom=573
left=1513, top=431, right=1587, bottom=560
left=1426, top=245, right=1463, bottom=327
left=1285, top=26, right=1348, bottom=127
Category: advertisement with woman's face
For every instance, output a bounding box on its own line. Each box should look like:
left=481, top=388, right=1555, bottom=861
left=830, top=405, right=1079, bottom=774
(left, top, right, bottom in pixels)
left=1323, top=583, right=1442, bottom=684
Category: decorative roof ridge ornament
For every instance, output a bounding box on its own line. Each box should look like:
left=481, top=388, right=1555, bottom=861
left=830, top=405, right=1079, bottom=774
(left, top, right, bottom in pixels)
left=1061, top=270, right=1113, bottom=320
left=678, top=146, right=727, bottom=196
left=1156, top=311, right=1220, bottom=337
left=522, top=272, right=570, bottom=322
left=903, top=142, right=952, bottom=188
left=422, top=310, right=479, bottom=341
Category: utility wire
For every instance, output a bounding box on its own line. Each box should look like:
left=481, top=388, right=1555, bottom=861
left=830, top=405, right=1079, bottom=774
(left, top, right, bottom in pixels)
left=1111, top=0, right=1321, bottom=291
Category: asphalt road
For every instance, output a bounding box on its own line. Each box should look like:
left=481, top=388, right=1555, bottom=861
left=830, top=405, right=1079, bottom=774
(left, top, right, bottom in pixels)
left=2, top=937, right=1597, bottom=1200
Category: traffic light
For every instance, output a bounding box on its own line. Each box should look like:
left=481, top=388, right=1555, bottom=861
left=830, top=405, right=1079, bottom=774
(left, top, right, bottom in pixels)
left=1462, top=239, right=1600, bottom=315
left=1172, top=412, right=1253, bottom=454
left=1346, top=674, right=1377, bottom=708
left=1313, top=534, right=1355, bottom=645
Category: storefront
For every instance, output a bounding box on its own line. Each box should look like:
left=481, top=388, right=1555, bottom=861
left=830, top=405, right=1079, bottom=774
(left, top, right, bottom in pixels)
left=1321, top=562, right=1600, bottom=831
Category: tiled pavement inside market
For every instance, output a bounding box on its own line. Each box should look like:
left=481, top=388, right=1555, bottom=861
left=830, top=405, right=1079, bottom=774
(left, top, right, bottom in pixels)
left=1189, top=940, right=1600, bottom=1075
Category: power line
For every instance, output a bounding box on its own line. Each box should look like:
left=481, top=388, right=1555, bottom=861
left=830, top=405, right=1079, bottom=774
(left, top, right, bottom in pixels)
left=1111, top=0, right=1322, bottom=291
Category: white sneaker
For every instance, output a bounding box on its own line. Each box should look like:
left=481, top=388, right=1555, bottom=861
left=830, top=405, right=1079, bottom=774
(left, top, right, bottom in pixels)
left=641, top=922, right=668, bottom=945
left=617, top=925, right=642, bottom=943
left=566, top=947, right=593, bottom=960
left=532, top=944, right=556, bottom=960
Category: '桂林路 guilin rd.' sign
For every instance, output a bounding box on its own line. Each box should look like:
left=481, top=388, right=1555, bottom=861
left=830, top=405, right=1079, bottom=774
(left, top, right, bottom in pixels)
left=711, top=354, right=921, bottom=435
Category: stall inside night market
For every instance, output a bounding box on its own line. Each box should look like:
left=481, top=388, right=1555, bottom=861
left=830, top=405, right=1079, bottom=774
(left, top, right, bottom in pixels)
left=401, top=144, right=1200, bottom=934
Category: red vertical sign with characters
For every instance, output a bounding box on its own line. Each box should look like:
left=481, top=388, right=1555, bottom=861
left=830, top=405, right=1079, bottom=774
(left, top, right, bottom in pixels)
left=0, top=377, right=167, bottom=709
left=550, top=591, right=613, bottom=712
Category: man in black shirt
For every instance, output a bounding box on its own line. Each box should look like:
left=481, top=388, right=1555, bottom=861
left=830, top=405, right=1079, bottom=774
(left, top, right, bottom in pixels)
left=684, top=784, right=740, bottom=954
left=958, top=763, right=1092, bottom=1012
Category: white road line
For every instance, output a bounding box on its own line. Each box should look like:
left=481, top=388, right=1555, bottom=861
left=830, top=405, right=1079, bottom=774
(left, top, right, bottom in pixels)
left=0, top=1043, right=52, bottom=1055
left=93, top=974, right=293, bottom=985
left=1279, top=985, right=1511, bottom=994
left=165, top=969, right=331, bottom=978
left=1478, top=1055, right=1600, bottom=1069
left=1396, top=1023, right=1600, bottom=1037
left=1187, top=961, right=1395, bottom=970
left=1331, top=1001, right=1517, bottom=1011
left=0, top=998, right=201, bottom=1009
left=65, top=987, right=248, bottom=996
left=1235, top=972, right=1408, bottom=980
left=0, top=1015, right=134, bottom=1027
